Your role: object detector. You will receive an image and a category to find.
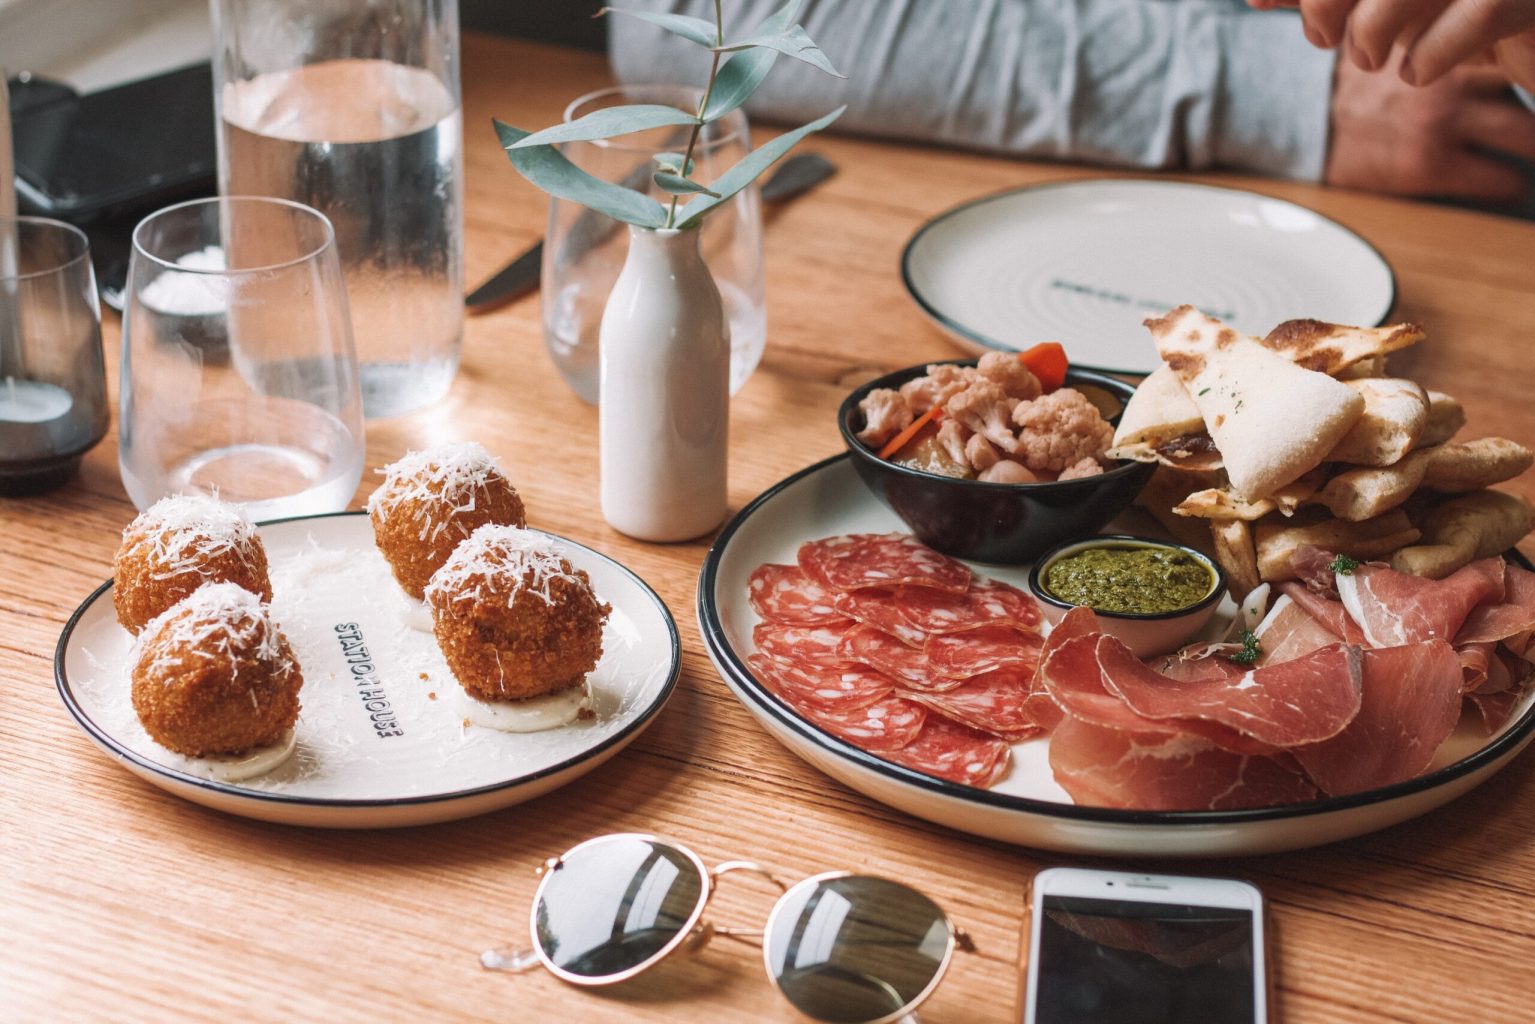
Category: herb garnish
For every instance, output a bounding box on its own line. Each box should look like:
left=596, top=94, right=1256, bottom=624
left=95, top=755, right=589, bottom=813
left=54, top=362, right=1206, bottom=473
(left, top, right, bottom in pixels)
left=1198, top=387, right=1211, bottom=396
left=1229, top=629, right=1262, bottom=666
left=1329, top=553, right=1359, bottom=576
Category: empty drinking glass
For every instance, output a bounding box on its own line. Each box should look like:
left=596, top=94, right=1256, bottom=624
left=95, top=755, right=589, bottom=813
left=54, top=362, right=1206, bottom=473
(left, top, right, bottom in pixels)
left=542, top=84, right=766, bottom=404
left=119, top=197, right=364, bottom=520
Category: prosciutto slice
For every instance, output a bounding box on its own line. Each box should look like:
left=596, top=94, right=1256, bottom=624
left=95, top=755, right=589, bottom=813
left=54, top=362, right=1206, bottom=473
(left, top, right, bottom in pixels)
left=893, top=577, right=1042, bottom=635
left=1291, top=641, right=1464, bottom=795
left=1277, top=582, right=1367, bottom=645
left=880, top=716, right=1012, bottom=787
left=1254, top=595, right=1341, bottom=664
left=1337, top=558, right=1506, bottom=648
left=747, top=654, right=895, bottom=713
left=840, top=624, right=963, bottom=691
left=1457, top=564, right=1535, bottom=653
left=831, top=587, right=929, bottom=647
left=747, top=564, right=845, bottom=625
left=901, top=668, right=1043, bottom=741
left=926, top=625, right=1043, bottom=678
left=1048, top=718, right=1319, bottom=811
left=798, top=534, right=972, bottom=593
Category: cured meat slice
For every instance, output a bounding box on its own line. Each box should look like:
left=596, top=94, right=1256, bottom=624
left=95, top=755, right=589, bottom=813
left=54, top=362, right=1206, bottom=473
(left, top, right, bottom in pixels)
left=1456, top=641, right=1498, bottom=693
left=1469, top=651, right=1531, bottom=733
left=1291, top=641, right=1464, bottom=796
left=831, top=587, right=929, bottom=647
left=798, top=533, right=972, bottom=594
left=789, top=694, right=927, bottom=753
left=1048, top=717, right=1319, bottom=811
left=1254, top=595, right=1341, bottom=664
left=926, top=625, right=1043, bottom=679
left=880, top=716, right=1012, bottom=787
left=1457, top=564, right=1535, bottom=653
left=1097, top=636, right=1363, bottom=747
left=894, top=577, right=1043, bottom=635
left=1277, top=582, right=1367, bottom=645
left=901, top=668, right=1043, bottom=741
left=748, top=564, right=845, bottom=625
left=753, top=622, right=853, bottom=668
left=840, top=624, right=964, bottom=691
left=1337, top=558, right=1505, bottom=648
left=747, top=653, right=895, bottom=713
left=1020, top=606, right=1102, bottom=733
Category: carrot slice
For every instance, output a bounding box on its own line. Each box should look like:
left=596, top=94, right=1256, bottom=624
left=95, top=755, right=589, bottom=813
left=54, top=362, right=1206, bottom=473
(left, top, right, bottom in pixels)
left=1018, top=342, right=1068, bottom=393
left=876, top=403, right=944, bottom=460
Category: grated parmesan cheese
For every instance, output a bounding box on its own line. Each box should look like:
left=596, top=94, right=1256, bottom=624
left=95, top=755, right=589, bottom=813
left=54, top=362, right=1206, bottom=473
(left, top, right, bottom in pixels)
left=123, top=493, right=263, bottom=582
left=425, top=525, right=584, bottom=609
left=134, top=580, right=285, bottom=681
left=367, top=442, right=507, bottom=543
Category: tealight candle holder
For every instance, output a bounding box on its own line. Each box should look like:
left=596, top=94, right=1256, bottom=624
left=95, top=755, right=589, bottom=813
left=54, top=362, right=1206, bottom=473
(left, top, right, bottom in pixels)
left=0, top=217, right=108, bottom=496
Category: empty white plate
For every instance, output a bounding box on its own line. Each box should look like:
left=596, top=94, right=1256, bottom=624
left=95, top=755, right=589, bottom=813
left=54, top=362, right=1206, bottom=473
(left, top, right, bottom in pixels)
left=56, top=512, right=680, bottom=828
left=902, top=179, right=1396, bottom=375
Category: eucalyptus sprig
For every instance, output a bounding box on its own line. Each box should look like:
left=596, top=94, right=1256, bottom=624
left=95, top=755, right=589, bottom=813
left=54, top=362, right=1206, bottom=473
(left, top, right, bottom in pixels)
left=494, top=0, right=845, bottom=231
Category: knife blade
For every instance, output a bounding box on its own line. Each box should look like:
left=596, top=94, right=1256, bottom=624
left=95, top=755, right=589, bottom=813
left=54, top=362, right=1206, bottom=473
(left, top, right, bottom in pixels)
left=465, top=151, right=836, bottom=313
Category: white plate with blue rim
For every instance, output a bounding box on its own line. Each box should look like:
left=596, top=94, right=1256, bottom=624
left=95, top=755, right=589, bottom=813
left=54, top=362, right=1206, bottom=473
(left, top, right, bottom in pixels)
left=55, top=511, right=680, bottom=828
left=901, top=179, right=1396, bottom=376
left=696, top=454, right=1535, bottom=857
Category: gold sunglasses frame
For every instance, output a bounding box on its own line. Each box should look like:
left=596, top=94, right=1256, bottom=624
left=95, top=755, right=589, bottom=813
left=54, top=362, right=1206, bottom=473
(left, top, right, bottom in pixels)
left=523, top=832, right=968, bottom=1024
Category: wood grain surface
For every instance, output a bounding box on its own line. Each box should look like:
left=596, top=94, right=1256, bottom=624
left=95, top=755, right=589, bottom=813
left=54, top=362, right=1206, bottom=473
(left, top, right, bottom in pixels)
left=3, top=33, right=1533, bottom=1023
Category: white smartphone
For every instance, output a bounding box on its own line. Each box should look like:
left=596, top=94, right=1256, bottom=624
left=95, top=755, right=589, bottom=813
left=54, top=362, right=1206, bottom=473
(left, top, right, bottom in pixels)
left=1022, top=867, right=1268, bottom=1024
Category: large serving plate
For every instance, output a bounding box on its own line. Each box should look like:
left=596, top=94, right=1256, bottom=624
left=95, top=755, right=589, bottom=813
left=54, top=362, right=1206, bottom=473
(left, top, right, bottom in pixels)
left=901, top=179, right=1395, bottom=376
left=56, top=512, right=680, bottom=828
left=697, top=455, right=1535, bottom=857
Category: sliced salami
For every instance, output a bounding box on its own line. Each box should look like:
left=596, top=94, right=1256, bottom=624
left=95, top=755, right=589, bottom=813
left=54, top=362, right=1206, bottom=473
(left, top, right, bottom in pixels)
left=902, top=668, right=1043, bottom=741
left=748, top=653, right=896, bottom=713
left=840, top=624, right=966, bottom=691
left=880, top=716, right=1012, bottom=787
left=791, top=694, right=928, bottom=753
left=926, top=625, right=1043, bottom=679
left=748, top=564, right=845, bottom=625
left=831, top=587, right=929, bottom=646
left=894, top=577, right=1042, bottom=635
left=753, top=622, right=852, bottom=668
left=798, top=533, right=971, bottom=594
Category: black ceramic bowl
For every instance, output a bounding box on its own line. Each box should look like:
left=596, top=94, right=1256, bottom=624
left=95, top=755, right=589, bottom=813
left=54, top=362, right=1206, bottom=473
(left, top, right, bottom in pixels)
left=839, top=362, right=1155, bottom=564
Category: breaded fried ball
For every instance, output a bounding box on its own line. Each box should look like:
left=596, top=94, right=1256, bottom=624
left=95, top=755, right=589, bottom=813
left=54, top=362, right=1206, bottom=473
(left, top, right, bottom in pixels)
left=425, top=525, right=610, bottom=701
left=131, top=582, right=303, bottom=757
left=368, top=442, right=527, bottom=600
left=114, top=494, right=272, bottom=634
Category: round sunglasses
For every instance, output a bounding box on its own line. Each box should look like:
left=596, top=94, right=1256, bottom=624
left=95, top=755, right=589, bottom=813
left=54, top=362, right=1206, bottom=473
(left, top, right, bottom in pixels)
left=480, top=833, right=973, bottom=1024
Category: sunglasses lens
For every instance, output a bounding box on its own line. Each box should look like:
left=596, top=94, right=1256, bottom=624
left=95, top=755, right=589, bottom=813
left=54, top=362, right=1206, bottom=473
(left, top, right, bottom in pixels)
left=766, top=875, right=952, bottom=1024
left=533, top=835, right=706, bottom=981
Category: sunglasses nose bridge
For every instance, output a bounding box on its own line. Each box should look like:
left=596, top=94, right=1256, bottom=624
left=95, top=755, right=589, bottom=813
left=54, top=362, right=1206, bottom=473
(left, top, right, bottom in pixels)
left=711, top=859, right=789, bottom=892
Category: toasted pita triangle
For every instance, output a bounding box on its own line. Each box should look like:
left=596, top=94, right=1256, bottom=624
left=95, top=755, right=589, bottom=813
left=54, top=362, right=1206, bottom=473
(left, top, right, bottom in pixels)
left=1262, top=319, right=1423, bottom=376
left=1147, top=306, right=1365, bottom=501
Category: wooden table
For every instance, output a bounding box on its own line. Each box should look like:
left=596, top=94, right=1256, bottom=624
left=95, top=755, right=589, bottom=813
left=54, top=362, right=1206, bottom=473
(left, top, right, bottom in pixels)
left=5, top=33, right=1533, bottom=1023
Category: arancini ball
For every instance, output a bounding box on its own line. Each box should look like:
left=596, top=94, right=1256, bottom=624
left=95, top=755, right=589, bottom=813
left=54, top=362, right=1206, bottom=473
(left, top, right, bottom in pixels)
left=131, top=581, right=303, bottom=757
left=368, top=442, right=527, bottom=600
left=113, top=494, right=272, bottom=634
left=425, top=524, right=609, bottom=702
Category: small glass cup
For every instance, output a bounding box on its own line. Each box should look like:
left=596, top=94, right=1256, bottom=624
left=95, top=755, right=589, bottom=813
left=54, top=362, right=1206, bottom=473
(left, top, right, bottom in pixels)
left=0, top=216, right=109, bottom=496
left=542, top=84, right=766, bottom=405
left=119, top=196, right=364, bottom=520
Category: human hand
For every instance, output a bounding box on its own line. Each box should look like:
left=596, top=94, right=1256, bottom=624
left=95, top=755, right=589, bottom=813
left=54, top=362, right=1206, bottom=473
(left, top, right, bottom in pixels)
left=1325, top=52, right=1535, bottom=201
left=1249, top=0, right=1535, bottom=91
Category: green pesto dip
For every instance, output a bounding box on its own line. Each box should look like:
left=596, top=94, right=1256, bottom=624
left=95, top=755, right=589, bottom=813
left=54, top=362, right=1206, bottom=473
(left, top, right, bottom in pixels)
left=1043, top=544, right=1213, bottom=615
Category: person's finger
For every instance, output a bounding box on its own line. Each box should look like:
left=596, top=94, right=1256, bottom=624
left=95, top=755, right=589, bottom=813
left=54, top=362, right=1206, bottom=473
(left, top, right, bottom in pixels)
left=1404, top=0, right=1535, bottom=85
left=1457, top=99, right=1535, bottom=160
left=1438, top=150, right=1527, bottom=201
left=1299, top=0, right=1360, bottom=47
left=1346, top=0, right=1437, bottom=69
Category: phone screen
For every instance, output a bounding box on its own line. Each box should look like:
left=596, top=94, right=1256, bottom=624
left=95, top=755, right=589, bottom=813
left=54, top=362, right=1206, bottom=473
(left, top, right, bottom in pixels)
left=1033, top=894, right=1255, bottom=1024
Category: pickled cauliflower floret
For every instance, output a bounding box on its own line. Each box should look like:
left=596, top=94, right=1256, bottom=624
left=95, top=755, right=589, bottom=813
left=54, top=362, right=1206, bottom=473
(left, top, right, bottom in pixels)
left=1010, top=389, right=1113, bottom=474
left=899, top=363, right=976, bottom=410
left=946, top=379, right=1021, bottom=455
left=964, top=432, right=1001, bottom=473
left=856, top=387, right=914, bottom=447
left=935, top=419, right=970, bottom=467
left=1058, top=456, right=1105, bottom=481
left=976, top=351, right=1043, bottom=402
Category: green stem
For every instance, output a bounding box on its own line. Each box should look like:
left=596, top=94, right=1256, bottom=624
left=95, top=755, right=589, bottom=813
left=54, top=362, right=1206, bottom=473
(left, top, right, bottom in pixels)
left=665, top=0, right=725, bottom=229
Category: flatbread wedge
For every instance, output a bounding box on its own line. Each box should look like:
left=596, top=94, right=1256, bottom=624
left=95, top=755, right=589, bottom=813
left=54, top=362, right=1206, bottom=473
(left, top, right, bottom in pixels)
left=1392, top=490, right=1535, bottom=578
left=1148, top=306, right=1365, bottom=501
left=1314, top=438, right=1534, bottom=521
left=1210, top=518, right=1262, bottom=599
left=1262, top=319, right=1424, bottom=376
left=1106, top=365, right=1223, bottom=469
left=1325, top=378, right=1428, bottom=467
left=1255, top=509, right=1421, bottom=582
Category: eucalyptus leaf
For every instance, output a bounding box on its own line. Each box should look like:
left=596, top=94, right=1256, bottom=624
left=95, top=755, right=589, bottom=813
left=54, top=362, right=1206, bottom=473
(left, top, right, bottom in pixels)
left=505, top=103, right=699, bottom=149
left=716, top=24, right=844, bottom=78
left=654, top=152, right=697, bottom=176
left=653, top=171, right=720, bottom=198
left=702, top=0, right=803, bottom=121
left=495, top=120, right=668, bottom=229
left=675, top=105, right=844, bottom=228
left=597, top=7, right=718, bottom=47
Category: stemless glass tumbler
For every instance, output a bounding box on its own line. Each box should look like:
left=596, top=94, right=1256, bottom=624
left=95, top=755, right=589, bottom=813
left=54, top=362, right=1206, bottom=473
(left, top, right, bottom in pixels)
left=119, top=197, right=364, bottom=520
left=212, top=0, right=464, bottom=418
left=542, top=85, right=766, bottom=404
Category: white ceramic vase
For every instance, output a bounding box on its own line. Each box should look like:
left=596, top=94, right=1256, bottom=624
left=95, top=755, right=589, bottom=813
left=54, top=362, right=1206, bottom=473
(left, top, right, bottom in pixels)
left=598, top=225, right=729, bottom=541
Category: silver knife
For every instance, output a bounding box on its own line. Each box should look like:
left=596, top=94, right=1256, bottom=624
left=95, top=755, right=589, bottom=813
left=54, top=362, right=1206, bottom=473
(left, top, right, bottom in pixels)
left=465, top=151, right=836, bottom=313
